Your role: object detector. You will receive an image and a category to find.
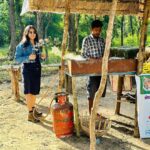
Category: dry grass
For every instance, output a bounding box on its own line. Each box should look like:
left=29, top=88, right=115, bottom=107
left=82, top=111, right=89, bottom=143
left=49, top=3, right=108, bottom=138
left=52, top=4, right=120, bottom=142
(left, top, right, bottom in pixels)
left=25, top=0, right=141, bottom=15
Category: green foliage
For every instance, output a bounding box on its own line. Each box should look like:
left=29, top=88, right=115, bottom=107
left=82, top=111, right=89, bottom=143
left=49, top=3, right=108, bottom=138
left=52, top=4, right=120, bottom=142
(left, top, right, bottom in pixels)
left=78, top=15, right=93, bottom=48
left=0, top=0, right=9, bottom=46
left=146, top=36, right=150, bottom=47
left=112, top=34, right=140, bottom=47
left=0, top=45, right=12, bottom=65
left=0, top=0, right=148, bottom=60
left=124, top=34, right=139, bottom=46
left=48, top=14, right=63, bottom=41
left=0, top=45, right=61, bottom=65
left=43, top=52, right=61, bottom=64
left=0, top=45, right=9, bottom=57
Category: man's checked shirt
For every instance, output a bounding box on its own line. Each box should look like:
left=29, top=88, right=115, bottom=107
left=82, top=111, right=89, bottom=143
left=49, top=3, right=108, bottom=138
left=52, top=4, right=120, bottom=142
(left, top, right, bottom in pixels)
left=82, top=34, right=105, bottom=59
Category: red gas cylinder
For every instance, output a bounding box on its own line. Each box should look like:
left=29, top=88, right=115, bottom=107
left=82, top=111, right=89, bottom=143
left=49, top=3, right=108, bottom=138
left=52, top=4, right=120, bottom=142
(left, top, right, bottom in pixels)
left=52, top=92, right=74, bottom=138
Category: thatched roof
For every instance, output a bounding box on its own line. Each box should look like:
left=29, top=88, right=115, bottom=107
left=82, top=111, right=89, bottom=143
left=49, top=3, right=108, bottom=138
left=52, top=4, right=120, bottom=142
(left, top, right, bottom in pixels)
left=21, top=0, right=148, bottom=16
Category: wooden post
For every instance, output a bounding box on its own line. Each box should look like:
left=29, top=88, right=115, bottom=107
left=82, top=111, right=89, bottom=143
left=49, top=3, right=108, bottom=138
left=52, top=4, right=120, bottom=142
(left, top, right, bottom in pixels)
left=72, top=77, right=80, bottom=136
left=65, top=74, right=72, bottom=94
left=90, top=0, right=118, bottom=149
left=115, top=76, right=124, bottom=115
left=9, top=69, right=15, bottom=94
left=59, top=0, right=71, bottom=92
left=137, top=1, right=149, bottom=74
left=135, top=0, right=149, bottom=138
left=9, top=66, right=20, bottom=101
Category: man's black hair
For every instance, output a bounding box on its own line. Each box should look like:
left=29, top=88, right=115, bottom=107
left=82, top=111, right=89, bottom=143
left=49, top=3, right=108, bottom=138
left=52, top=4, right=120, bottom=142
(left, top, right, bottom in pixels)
left=91, top=20, right=103, bottom=29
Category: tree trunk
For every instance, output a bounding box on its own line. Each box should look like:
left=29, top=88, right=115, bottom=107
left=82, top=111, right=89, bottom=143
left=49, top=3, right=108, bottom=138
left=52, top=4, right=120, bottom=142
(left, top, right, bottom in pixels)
left=59, top=0, right=71, bottom=91
left=8, top=0, right=16, bottom=60
left=90, top=0, right=118, bottom=149
left=15, top=0, right=24, bottom=42
left=44, top=14, right=52, bottom=38
left=68, top=14, right=76, bottom=52
left=37, top=12, right=44, bottom=40
left=44, top=14, right=52, bottom=60
left=75, top=14, right=79, bottom=53
left=18, top=16, right=24, bottom=40
left=129, top=16, right=134, bottom=36
left=121, top=16, right=124, bottom=46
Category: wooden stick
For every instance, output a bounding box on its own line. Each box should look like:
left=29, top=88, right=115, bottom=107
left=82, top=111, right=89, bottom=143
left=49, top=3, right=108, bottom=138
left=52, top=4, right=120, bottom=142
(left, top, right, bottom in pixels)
left=115, top=76, right=124, bottom=115
left=59, top=0, right=71, bottom=92
left=103, top=120, right=107, bottom=130
left=98, top=115, right=102, bottom=130
left=72, top=77, right=80, bottom=137
left=65, top=74, right=72, bottom=94
left=90, top=0, right=118, bottom=149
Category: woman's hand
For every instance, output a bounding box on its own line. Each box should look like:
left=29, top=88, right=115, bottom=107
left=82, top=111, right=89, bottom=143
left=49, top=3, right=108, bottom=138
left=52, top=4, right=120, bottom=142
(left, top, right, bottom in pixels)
left=29, top=54, right=36, bottom=60
left=41, top=54, right=46, bottom=60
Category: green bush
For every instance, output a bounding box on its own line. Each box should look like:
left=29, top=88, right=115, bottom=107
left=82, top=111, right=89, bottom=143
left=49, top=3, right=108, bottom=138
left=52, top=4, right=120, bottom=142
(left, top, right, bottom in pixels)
left=112, top=34, right=139, bottom=47
left=112, top=37, right=121, bottom=47
left=43, top=52, right=61, bottom=64
left=124, top=34, right=139, bottom=46
left=0, top=45, right=9, bottom=58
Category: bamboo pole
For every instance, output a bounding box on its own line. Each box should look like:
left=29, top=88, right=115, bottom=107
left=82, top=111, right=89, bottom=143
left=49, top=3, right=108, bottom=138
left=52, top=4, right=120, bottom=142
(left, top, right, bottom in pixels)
left=134, top=0, right=149, bottom=138
left=58, top=0, right=71, bottom=92
left=89, top=0, right=118, bottom=149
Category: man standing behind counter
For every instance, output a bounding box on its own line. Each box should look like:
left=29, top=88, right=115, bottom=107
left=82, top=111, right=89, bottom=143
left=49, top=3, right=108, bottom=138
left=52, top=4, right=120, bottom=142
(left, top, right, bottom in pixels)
left=82, top=20, right=106, bottom=114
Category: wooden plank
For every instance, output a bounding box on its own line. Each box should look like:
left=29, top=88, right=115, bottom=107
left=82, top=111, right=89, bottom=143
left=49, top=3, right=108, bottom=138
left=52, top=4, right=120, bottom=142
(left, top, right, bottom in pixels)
left=67, top=59, right=137, bottom=75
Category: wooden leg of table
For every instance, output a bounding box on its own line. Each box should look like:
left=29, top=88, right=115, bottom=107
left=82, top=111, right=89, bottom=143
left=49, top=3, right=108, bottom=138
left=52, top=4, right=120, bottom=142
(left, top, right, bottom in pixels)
left=65, top=74, right=72, bottom=94
left=134, top=98, right=140, bottom=137
left=72, top=77, right=80, bottom=137
left=115, top=76, right=124, bottom=115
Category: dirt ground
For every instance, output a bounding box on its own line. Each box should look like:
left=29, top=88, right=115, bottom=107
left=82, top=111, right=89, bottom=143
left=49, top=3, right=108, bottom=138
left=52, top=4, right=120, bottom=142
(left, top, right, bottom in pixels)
left=0, top=70, right=150, bottom=150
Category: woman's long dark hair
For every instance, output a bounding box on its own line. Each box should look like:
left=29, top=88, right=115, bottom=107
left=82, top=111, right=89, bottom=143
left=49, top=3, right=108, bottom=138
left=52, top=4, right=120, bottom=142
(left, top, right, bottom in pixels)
left=21, top=25, right=39, bottom=48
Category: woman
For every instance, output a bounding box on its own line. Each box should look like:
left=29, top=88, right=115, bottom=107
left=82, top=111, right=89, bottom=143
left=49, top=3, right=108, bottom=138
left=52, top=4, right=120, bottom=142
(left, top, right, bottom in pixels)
left=15, top=25, right=46, bottom=123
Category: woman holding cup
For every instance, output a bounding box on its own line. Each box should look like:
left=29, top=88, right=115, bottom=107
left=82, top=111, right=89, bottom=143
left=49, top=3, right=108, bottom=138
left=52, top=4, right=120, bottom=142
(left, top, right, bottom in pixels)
left=15, top=25, right=46, bottom=123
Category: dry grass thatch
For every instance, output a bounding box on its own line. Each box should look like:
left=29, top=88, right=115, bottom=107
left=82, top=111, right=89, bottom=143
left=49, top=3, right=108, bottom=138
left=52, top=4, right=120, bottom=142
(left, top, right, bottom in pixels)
left=21, top=0, right=150, bottom=16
